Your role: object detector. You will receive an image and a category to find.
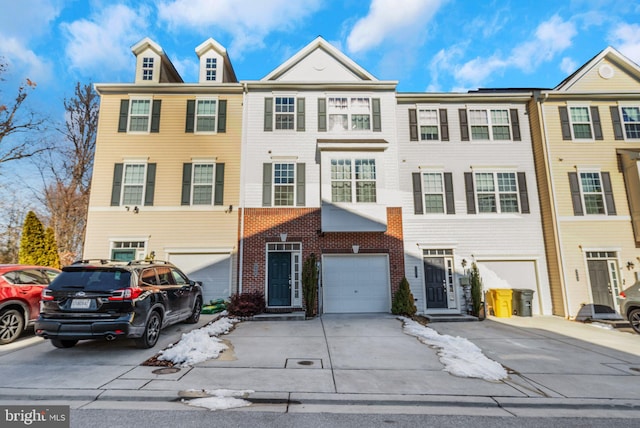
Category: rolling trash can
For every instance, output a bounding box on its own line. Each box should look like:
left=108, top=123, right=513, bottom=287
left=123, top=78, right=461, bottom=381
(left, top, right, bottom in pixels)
left=512, top=289, right=535, bottom=316
left=490, top=289, right=513, bottom=318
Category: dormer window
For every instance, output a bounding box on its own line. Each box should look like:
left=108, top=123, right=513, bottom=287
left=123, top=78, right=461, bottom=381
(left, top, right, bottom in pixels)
left=206, top=58, right=217, bottom=81
left=142, top=57, right=154, bottom=81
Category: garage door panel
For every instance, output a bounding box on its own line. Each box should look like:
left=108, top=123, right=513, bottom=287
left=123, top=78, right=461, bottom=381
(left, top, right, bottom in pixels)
left=168, top=254, right=231, bottom=304
left=323, top=255, right=390, bottom=313
left=478, top=260, right=539, bottom=315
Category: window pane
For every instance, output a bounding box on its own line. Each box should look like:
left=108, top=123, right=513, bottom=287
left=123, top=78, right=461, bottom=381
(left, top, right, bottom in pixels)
left=331, top=159, right=351, bottom=179
left=499, top=194, right=519, bottom=212
left=275, top=115, right=294, bottom=130
left=129, top=100, right=150, bottom=132
left=584, top=194, right=605, bottom=214
left=356, top=182, right=376, bottom=202
left=123, top=186, right=143, bottom=205
left=580, top=172, right=602, bottom=193
left=193, top=186, right=212, bottom=204
left=329, top=114, right=348, bottom=131
left=275, top=97, right=294, bottom=112
left=622, top=107, right=640, bottom=138
left=130, top=100, right=150, bottom=115
left=471, top=126, right=490, bottom=139
left=351, top=114, right=370, bottom=130
left=497, top=173, right=516, bottom=192
left=355, top=159, right=376, bottom=180
left=491, top=110, right=509, bottom=124
left=424, top=194, right=444, bottom=213
left=469, top=110, right=488, bottom=124
left=492, top=126, right=510, bottom=140
left=420, top=125, right=439, bottom=140
left=274, top=186, right=294, bottom=206
left=475, top=173, right=495, bottom=192
left=422, top=173, right=443, bottom=193
left=573, top=123, right=592, bottom=139
left=124, top=165, right=145, bottom=184
left=477, top=194, right=496, bottom=213
left=129, top=117, right=149, bottom=132
left=193, top=164, right=213, bottom=183
left=331, top=182, right=352, bottom=202
left=570, top=107, right=590, bottom=122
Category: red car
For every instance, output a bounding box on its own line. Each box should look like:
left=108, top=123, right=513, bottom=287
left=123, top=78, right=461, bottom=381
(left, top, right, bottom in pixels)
left=0, top=265, right=60, bottom=344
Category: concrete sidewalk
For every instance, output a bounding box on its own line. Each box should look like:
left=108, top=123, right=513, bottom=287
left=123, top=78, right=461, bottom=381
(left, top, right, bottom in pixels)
left=1, top=314, right=640, bottom=417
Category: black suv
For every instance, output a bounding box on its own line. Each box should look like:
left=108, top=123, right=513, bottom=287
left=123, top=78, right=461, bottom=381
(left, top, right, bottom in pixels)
left=35, top=260, right=203, bottom=348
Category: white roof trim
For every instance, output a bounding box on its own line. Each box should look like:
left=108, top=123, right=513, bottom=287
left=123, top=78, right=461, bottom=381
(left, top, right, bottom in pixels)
left=195, top=38, right=228, bottom=57
left=131, top=37, right=163, bottom=56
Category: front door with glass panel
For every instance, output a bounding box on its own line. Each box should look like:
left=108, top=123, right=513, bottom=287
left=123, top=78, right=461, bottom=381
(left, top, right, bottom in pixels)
left=268, top=252, right=292, bottom=306
left=424, top=257, right=448, bottom=309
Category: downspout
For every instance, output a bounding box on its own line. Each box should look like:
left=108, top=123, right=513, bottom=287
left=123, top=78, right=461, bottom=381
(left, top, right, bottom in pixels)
left=238, top=82, right=249, bottom=294
left=539, top=92, right=571, bottom=318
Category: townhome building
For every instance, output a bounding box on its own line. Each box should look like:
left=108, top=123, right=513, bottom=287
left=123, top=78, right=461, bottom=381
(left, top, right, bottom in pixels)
left=84, top=37, right=243, bottom=304
left=238, top=37, right=404, bottom=314
left=529, top=47, right=640, bottom=319
left=396, top=91, right=553, bottom=316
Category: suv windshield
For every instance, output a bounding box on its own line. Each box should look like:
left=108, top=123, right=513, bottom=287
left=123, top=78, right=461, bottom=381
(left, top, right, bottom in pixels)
left=48, top=268, right=131, bottom=292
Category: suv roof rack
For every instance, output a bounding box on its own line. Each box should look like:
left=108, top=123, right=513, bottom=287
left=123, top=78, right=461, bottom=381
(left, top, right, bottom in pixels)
left=72, top=259, right=123, bottom=265
left=126, top=259, right=175, bottom=266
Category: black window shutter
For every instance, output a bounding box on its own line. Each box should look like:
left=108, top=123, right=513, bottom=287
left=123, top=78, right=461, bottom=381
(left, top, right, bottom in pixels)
left=118, top=100, right=129, bottom=133
left=510, top=109, right=521, bottom=141
left=440, top=109, right=449, bottom=141
left=296, top=163, right=305, bottom=206
left=318, top=98, right=326, bottom=132
left=568, top=172, right=583, bottom=216
left=559, top=106, right=572, bottom=140
left=610, top=106, right=624, bottom=140
left=264, top=98, right=273, bottom=132
left=464, top=172, right=476, bottom=214
left=150, top=100, right=161, bottom=133
left=409, top=109, right=418, bottom=141
left=517, top=172, right=530, bottom=214
left=217, top=100, right=227, bottom=133
left=444, top=172, right=455, bottom=214
left=214, top=163, right=225, bottom=206
left=601, top=171, right=616, bottom=215
left=372, top=98, right=381, bottom=132
left=111, top=163, right=124, bottom=206
left=262, top=163, right=272, bottom=206
left=591, top=106, right=603, bottom=140
left=459, top=109, right=469, bottom=141
left=181, top=163, right=192, bottom=205
left=296, top=98, right=305, bottom=131
left=185, top=100, right=195, bottom=133
left=412, top=173, right=423, bottom=214
left=144, top=163, right=156, bottom=206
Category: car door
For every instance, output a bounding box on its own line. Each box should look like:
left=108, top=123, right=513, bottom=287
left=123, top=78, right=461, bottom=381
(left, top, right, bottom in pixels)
left=171, top=268, right=195, bottom=317
left=16, top=269, right=51, bottom=320
left=155, top=267, right=188, bottom=322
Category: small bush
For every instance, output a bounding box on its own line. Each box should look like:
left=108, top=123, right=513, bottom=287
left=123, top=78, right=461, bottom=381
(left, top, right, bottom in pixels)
left=391, top=277, right=417, bottom=317
left=469, top=262, right=483, bottom=317
left=226, top=292, right=266, bottom=317
left=302, top=253, right=318, bottom=317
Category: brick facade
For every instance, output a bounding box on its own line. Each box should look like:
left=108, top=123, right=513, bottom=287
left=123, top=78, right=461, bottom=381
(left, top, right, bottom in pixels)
left=239, top=207, right=405, bottom=309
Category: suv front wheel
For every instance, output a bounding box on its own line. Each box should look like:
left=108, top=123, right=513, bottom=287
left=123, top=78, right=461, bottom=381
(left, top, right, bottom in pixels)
left=135, top=311, right=161, bottom=348
left=184, top=297, right=202, bottom=324
left=629, top=308, right=640, bottom=334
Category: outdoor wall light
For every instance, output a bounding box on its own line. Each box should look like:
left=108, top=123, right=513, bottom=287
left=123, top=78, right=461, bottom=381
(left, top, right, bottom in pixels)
left=133, top=206, right=139, bottom=214
left=280, top=233, right=287, bottom=242
left=627, top=261, right=635, bottom=270
left=352, top=245, right=359, bottom=254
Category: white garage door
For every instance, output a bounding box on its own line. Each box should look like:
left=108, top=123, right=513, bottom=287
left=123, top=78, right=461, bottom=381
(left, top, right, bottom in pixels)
left=478, top=260, right=539, bottom=314
left=323, top=255, right=390, bottom=313
left=167, top=253, right=231, bottom=304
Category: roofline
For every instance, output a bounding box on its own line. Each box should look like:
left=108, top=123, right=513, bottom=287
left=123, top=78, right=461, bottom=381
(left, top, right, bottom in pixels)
left=396, top=92, right=534, bottom=103
left=242, top=81, right=398, bottom=91
left=94, top=83, right=244, bottom=95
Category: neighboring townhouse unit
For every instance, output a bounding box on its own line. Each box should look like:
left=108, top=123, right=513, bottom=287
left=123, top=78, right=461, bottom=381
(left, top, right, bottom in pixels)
left=396, top=92, right=553, bottom=316
left=529, top=47, right=640, bottom=319
left=84, top=38, right=243, bottom=303
left=238, top=37, right=404, bottom=313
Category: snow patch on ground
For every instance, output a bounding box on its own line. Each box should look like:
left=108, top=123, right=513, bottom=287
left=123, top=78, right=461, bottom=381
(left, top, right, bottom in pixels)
left=400, top=317, right=508, bottom=381
left=588, top=322, right=614, bottom=330
left=183, top=389, right=254, bottom=411
left=158, top=315, right=239, bottom=367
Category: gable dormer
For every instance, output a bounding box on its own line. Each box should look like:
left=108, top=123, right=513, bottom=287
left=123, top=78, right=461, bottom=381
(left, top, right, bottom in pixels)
left=131, top=37, right=183, bottom=84
left=195, top=38, right=238, bottom=83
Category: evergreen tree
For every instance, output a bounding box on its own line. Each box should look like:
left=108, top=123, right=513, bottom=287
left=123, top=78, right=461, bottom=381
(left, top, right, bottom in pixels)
left=18, top=211, right=46, bottom=265
left=470, top=262, right=483, bottom=317
left=391, top=277, right=417, bottom=316
left=43, top=227, right=61, bottom=268
left=302, top=253, right=318, bottom=317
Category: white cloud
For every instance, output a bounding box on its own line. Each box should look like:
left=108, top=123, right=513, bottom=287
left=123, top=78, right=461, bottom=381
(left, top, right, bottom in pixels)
left=0, top=37, right=52, bottom=84
left=346, top=0, right=447, bottom=54
left=608, top=23, right=640, bottom=64
left=560, top=56, right=578, bottom=74
left=157, top=0, right=322, bottom=55
left=61, top=4, right=151, bottom=77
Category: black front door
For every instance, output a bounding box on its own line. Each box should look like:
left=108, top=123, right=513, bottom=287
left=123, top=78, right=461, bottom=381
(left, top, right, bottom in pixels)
left=268, top=252, right=291, bottom=306
left=425, top=257, right=447, bottom=309
left=588, top=260, right=614, bottom=313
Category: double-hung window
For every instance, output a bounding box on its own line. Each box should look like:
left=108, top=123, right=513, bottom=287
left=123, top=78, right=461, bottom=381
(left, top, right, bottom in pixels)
left=418, top=109, right=439, bottom=140
left=330, top=158, right=376, bottom=203
left=192, top=164, right=214, bottom=205
left=196, top=99, right=217, bottom=132
left=129, top=99, right=151, bottom=132
left=273, top=163, right=295, bottom=206
left=469, top=109, right=511, bottom=140
left=142, top=57, right=154, bottom=81
left=622, top=106, right=640, bottom=139
left=568, top=171, right=616, bottom=216
left=475, top=172, right=519, bottom=213
left=328, top=97, right=371, bottom=131
left=422, top=173, right=445, bottom=213
left=122, top=164, right=146, bottom=205
left=275, top=97, right=295, bottom=130
left=205, top=58, right=217, bottom=81
left=569, top=107, right=593, bottom=139
left=580, top=172, right=606, bottom=214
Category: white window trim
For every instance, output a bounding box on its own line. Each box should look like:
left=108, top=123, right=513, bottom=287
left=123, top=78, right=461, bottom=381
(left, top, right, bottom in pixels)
left=142, top=57, right=154, bottom=81
left=467, top=108, right=511, bottom=141
left=417, top=107, right=440, bottom=142
left=128, top=97, right=153, bottom=133
left=473, top=170, right=520, bottom=214
left=421, top=171, right=446, bottom=214
left=191, top=162, right=216, bottom=206
left=121, top=162, right=148, bottom=206
left=205, top=57, right=217, bottom=81
left=577, top=169, right=607, bottom=215
left=273, top=95, right=296, bottom=131
left=273, top=162, right=297, bottom=207
left=326, top=94, right=373, bottom=133
left=109, top=238, right=148, bottom=261
left=567, top=105, right=595, bottom=141
left=194, top=97, right=218, bottom=134
left=330, top=157, right=377, bottom=204
left=618, top=104, right=640, bottom=141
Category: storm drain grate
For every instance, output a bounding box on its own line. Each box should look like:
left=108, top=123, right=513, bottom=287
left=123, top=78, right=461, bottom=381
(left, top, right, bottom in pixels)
left=152, top=367, right=181, bottom=375
left=285, top=358, right=323, bottom=369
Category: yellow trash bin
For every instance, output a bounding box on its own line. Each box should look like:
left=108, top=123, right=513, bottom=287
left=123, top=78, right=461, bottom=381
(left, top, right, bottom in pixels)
left=491, top=289, right=513, bottom=318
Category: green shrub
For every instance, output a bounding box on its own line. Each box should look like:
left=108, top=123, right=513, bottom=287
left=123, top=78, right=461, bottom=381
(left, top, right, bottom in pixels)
left=19, top=211, right=46, bottom=266
left=469, top=262, right=483, bottom=317
left=391, top=277, right=417, bottom=317
left=302, top=253, right=318, bottom=317
left=226, top=292, right=266, bottom=317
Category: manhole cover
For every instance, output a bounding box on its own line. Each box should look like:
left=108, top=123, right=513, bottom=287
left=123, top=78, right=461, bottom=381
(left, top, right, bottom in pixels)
left=152, top=367, right=181, bottom=375
left=297, top=360, right=314, bottom=366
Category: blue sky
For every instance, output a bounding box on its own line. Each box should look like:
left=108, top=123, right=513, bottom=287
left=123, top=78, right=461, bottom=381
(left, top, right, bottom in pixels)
left=2, top=0, right=640, bottom=120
